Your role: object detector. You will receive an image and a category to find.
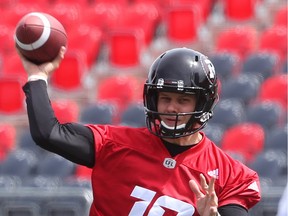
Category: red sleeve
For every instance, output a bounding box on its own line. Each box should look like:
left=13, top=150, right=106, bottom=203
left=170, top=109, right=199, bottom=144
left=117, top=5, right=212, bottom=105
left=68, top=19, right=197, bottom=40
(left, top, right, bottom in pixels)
left=217, top=159, right=261, bottom=209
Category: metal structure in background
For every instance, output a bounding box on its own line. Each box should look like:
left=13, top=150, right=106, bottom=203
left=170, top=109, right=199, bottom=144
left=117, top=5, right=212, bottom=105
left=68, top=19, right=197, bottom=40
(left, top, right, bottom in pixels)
left=0, top=186, right=92, bottom=216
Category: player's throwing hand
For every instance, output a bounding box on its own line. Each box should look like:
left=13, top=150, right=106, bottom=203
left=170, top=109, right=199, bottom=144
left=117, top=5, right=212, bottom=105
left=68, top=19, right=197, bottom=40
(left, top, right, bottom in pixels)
left=189, top=174, right=219, bottom=216
left=16, top=46, right=66, bottom=79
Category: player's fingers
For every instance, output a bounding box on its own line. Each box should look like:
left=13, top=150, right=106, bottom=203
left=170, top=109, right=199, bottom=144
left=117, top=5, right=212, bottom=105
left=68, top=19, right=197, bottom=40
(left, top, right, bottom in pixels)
left=189, top=180, right=204, bottom=199
left=208, top=176, right=216, bottom=195
left=200, top=173, right=209, bottom=192
left=52, top=46, right=66, bottom=67
left=209, top=191, right=218, bottom=206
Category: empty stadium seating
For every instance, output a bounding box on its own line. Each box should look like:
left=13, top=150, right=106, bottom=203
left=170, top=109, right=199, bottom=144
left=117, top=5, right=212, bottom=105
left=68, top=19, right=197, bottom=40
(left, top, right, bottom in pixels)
left=0, top=1, right=286, bottom=215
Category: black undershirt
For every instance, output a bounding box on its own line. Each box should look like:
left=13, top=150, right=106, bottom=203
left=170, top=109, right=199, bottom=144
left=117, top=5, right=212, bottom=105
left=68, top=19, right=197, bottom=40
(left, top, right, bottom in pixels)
left=162, top=139, right=194, bottom=157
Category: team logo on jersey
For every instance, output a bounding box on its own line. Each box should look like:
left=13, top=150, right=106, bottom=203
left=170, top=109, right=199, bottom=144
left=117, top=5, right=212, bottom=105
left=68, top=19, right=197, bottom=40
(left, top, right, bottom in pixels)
left=163, top=158, right=177, bottom=169
left=208, top=168, right=219, bottom=179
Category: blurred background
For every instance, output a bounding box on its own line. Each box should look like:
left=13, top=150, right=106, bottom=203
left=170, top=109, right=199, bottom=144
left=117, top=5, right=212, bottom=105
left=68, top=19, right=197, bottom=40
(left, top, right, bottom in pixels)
left=0, top=0, right=287, bottom=215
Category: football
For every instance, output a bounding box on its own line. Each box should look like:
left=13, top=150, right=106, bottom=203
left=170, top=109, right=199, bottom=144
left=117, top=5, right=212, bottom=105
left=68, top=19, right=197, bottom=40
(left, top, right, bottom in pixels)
left=14, top=12, right=67, bottom=64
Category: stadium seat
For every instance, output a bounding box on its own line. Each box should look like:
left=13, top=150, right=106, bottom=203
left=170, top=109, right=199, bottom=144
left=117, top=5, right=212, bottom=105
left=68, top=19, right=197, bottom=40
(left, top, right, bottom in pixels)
left=48, top=2, right=82, bottom=33
left=258, top=74, right=287, bottom=110
left=35, top=153, right=76, bottom=178
left=64, top=177, right=91, bottom=189
left=97, top=75, right=143, bottom=114
left=0, top=149, right=38, bottom=178
left=246, top=100, right=285, bottom=131
left=208, top=51, right=240, bottom=81
left=215, top=25, right=258, bottom=59
left=120, top=102, right=146, bottom=127
left=220, top=73, right=261, bottom=105
left=259, top=26, right=287, bottom=62
left=167, top=0, right=214, bottom=22
left=222, top=0, right=257, bottom=21
left=0, top=76, right=25, bottom=114
left=108, top=28, right=144, bottom=67
left=122, top=2, right=161, bottom=45
left=50, top=51, right=88, bottom=91
left=106, top=2, right=160, bottom=67
left=17, top=128, right=47, bottom=158
left=21, top=175, right=63, bottom=188
left=1, top=201, right=41, bottom=216
left=203, top=123, right=225, bottom=146
left=51, top=99, right=80, bottom=123
left=68, top=24, right=103, bottom=67
left=0, top=175, right=22, bottom=188
left=0, top=123, right=16, bottom=161
left=221, top=123, right=265, bottom=163
left=209, top=98, right=246, bottom=129
left=273, top=5, right=287, bottom=27
left=81, top=2, right=123, bottom=31
left=79, top=102, right=116, bottom=125
left=1, top=52, right=28, bottom=80
left=0, top=24, right=15, bottom=55
left=249, top=149, right=287, bottom=182
left=2, top=3, right=43, bottom=28
left=264, top=125, right=287, bottom=153
left=241, top=51, right=280, bottom=80
left=165, top=4, right=202, bottom=43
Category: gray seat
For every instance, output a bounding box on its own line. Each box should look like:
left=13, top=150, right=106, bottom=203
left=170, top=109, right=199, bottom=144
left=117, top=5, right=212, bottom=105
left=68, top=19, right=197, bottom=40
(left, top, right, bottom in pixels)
left=221, top=73, right=261, bottom=105
left=209, top=51, right=240, bottom=81
left=210, top=98, right=246, bottom=129
left=120, top=102, right=146, bottom=128
left=246, top=100, right=284, bottom=131
left=35, top=153, right=75, bottom=178
left=80, top=102, right=115, bottom=125
left=241, top=51, right=280, bottom=80
left=0, top=149, right=37, bottom=178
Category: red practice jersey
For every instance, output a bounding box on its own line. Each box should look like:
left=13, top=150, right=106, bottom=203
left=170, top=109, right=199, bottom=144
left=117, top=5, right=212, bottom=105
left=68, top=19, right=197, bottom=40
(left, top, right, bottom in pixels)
left=87, top=125, right=261, bottom=216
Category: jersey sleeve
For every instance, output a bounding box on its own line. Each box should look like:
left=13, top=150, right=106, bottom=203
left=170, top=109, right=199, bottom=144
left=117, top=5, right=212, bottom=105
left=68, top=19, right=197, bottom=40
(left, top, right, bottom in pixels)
left=217, top=159, right=261, bottom=209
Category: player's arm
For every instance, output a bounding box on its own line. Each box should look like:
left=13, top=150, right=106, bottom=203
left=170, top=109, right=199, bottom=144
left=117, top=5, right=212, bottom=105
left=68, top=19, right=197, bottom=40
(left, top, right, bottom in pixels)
left=19, top=46, right=95, bottom=167
left=23, top=80, right=95, bottom=167
left=218, top=204, right=248, bottom=216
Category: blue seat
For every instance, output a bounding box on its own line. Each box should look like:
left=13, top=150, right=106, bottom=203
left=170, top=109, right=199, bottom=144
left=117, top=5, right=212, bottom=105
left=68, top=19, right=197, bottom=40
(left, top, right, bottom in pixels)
left=79, top=102, right=115, bottom=125
left=120, top=102, right=146, bottom=128
left=0, top=175, right=22, bottom=188
left=209, top=51, right=240, bottom=81
left=210, top=98, right=246, bottom=129
left=264, top=125, right=287, bottom=153
left=1, top=201, right=40, bottom=216
left=203, top=123, right=225, bottom=146
left=35, top=153, right=76, bottom=178
left=0, top=149, right=38, bottom=178
left=241, top=51, right=280, bottom=80
left=246, top=100, right=284, bottom=131
left=17, top=129, right=47, bottom=158
left=249, top=149, right=287, bottom=182
left=220, top=73, right=261, bottom=105
left=21, top=175, right=63, bottom=188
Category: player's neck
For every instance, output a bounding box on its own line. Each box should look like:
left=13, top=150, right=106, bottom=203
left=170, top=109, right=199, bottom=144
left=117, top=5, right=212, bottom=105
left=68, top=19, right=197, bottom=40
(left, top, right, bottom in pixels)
left=163, top=132, right=203, bottom=146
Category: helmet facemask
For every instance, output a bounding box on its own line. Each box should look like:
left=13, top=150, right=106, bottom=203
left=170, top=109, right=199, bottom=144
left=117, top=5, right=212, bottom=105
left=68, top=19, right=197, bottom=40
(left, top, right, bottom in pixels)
left=143, top=48, right=219, bottom=139
left=144, top=85, right=217, bottom=138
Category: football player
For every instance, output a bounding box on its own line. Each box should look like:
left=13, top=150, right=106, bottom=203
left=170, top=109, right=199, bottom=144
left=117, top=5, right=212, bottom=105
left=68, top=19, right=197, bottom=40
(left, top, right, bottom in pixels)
left=18, top=46, right=261, bottom=216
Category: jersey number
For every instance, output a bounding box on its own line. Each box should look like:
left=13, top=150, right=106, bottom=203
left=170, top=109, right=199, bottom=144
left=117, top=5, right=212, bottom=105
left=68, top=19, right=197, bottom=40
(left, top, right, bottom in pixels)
left=128, top=186, right=195, bottom=215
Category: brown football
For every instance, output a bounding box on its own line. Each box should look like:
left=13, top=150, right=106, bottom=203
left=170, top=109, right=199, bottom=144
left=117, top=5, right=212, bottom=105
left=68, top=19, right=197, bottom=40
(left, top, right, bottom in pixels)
left=14, top=12, right=67, bottom=64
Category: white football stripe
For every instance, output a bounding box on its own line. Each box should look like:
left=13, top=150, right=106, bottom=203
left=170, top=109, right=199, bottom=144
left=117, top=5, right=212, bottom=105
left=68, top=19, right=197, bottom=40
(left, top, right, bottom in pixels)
left=15, top=12, right=51, bottom=51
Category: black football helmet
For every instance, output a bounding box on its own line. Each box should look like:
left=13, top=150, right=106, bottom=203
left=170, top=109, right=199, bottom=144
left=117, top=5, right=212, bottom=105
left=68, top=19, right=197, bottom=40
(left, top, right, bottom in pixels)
left=143, top=48, right=219, bottom=138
